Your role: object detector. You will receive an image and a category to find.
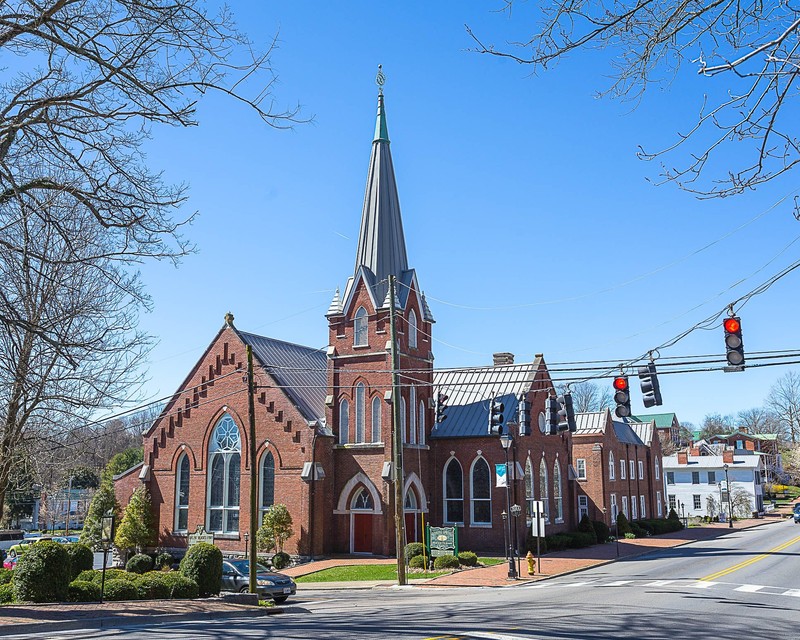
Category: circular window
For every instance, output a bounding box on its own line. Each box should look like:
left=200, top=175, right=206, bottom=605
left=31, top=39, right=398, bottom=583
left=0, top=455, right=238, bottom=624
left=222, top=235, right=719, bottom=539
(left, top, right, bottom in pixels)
left=538, top=412, right=547, bottom=434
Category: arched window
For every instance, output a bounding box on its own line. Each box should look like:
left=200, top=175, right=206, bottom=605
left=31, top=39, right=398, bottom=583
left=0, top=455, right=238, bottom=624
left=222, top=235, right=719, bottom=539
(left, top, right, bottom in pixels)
left=339, top=399, right=349, bottom=445
left=539, top=458, right=550, bottom=523
left=404, top=488, right=418, bottom=511
left=418, top=400, right=426, bottom=445
left=655, top=458, right=660, bottom=481
left=524, top=458, right=534, bottom=521
left=207, top=414, right=241, bottom=534
left=609, top=451, right=616, bottom=480
left=259, top=451, right=275, bottom=525
left=371, top=396, right=382, bottom=443
left=354, top=306, right=368, bottom=346
left=355, top=383, right=366, bottom=443
left=444, top=458, right=464, bottom=524
left=409, top=387, right=417, bottom=444
left=400, top=397, right=407, bottom=443
left=351, top=486, right=374, bottom=511
left=471, top=457, right=491, bottom=524
left=175, top=453, right=190, bottom=532
left=553, top=460, right=563, bottom=523
left=408, top=309, right=418, bottom=349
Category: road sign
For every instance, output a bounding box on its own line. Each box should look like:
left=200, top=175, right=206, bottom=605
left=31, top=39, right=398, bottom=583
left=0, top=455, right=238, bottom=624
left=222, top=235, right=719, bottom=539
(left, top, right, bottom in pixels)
left=531, top=501, right=546, bottom=537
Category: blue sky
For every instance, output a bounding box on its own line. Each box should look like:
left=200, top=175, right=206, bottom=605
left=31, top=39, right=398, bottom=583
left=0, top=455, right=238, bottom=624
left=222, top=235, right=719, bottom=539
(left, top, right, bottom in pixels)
left=132, top=1, right=800, bottom=427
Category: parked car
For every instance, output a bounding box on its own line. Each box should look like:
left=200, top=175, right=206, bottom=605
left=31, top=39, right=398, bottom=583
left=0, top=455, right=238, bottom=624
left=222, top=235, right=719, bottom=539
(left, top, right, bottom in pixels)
left=221, top=559, right=296, bottom=603
left=793, top=511, right=800, bottom=524
left=2, top=556, right=17, bottom=570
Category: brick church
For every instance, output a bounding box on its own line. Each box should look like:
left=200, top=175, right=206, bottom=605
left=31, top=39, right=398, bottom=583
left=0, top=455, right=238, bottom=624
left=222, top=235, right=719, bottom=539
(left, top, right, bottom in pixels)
left=114, top=83, right=663, bottom=557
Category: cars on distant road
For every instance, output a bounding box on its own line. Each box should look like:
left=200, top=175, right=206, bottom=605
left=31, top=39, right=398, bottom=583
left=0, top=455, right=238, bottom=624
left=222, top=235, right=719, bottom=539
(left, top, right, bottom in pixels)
left=794, top=511, right=800, bottom=524
left=221, top=559, right=296, bottom=603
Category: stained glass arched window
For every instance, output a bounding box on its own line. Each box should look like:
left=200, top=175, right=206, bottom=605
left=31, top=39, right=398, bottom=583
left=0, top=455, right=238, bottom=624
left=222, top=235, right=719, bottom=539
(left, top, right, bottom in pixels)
left=175, top=453, right=190, bottom=532
left=207, top=414, right=241, bottom=534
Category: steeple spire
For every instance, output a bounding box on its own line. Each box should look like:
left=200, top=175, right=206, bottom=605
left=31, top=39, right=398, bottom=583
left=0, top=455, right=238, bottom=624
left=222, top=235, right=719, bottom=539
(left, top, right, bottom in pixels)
left=353, top=67, right=408, bottom=305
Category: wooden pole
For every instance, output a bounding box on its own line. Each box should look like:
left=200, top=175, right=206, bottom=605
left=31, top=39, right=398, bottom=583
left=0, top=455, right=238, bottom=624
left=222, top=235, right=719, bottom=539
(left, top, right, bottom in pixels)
left=389, top=275, right=407, bottom=585
left=247, top=345, right=258, bottom=593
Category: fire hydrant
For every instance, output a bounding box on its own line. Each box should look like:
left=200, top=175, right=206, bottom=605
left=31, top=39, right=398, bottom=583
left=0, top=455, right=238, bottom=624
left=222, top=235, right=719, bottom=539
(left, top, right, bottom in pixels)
left=526, top=551, right=535, bottom=576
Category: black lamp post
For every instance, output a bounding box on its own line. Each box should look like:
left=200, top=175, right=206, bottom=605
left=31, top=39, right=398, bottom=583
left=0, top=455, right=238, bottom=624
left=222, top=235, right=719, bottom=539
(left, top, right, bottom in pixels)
left=244, top=532, right=249, bottom=562
left=499, top=434, right=517, bottom=579
left=100, top=510, right=115, bottom=603
left=724, top=464, right=733, bottom=528
left=718, top=482, right=724, bottom=522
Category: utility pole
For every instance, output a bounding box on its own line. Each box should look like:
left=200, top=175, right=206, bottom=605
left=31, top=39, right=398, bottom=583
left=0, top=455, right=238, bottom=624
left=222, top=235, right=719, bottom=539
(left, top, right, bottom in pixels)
left=389, top=275, right=407, bottom=585
left=247, top=345, right=258, bottom=593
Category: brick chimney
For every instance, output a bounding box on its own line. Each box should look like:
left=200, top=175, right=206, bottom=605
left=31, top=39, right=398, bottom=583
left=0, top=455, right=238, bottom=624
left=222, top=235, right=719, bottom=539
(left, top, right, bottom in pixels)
left=745, top=440, right=755, bottom=451
left=493, top=352, right=514, bottom=366
left=677, top=451, right=688, bottom=465
left=723, top=449, right=734, bottom=464
left=690, top=447, right=700, bottom=456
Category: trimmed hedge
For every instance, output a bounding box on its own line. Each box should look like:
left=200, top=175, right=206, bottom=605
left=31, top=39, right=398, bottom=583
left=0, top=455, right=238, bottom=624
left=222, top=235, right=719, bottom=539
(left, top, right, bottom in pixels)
left=14, top=541, right=71, bottom=603
left=103, top=579, right=138, bottom=601
left=630, top=523, right=649, bottom=538
left=592, top=519, right=611, bottom=543
left=639, top=517, right=684, bottom=535
left=0, top=568, right=12, bottom=585
left=525, top=530, right=548, bottom=555
left=65, top=544, right=94, bottom=580
left=76, top=570, right=97, bottom=583
left=134, top=572, right=171, bottom=600
left=155, top=552, right=174, bottom=570
left=126, top=553, right=154, bottom=574
left=90, top=568, right=136, bottom=584
left=272, top=551, right=291, bottom=570
left=404, top=542, right=427, bottom=559
left=409, top=555, right=426, bottom=569
left=544, top=531, right=596, bottom=552
left=0, top=583, right=14, bottom=604
left=577, top=515, right=598, bottom=544
left=179, top=543, right=222, bottom=597
left=616, top=513, right=632, bottom=537
left=68, top=580, right=101, bottom=603
left=433, top=554, right=460, bottom=570
left=458, top=551, right=478, bottom=567
left=160, top=572, right=199, bottom=599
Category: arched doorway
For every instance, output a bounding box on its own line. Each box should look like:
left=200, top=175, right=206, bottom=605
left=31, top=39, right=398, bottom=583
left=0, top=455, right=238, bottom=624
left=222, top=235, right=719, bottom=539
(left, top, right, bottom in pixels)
left=350, top=486, right=374, bottom=554
left=404, top=488, right=420, bottom=543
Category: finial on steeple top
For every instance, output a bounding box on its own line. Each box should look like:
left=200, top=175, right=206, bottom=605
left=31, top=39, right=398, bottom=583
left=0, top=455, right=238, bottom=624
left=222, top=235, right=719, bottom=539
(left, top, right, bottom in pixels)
left=224, top=311, right=234, bottom=327
left=376, top=64, right=385, bottom=96
left=374, top=65, right=389, bottom=142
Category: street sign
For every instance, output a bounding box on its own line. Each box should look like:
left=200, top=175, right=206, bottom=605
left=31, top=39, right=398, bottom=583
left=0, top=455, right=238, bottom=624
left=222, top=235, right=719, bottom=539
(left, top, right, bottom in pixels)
left=531, top=501, right=546, bottom=537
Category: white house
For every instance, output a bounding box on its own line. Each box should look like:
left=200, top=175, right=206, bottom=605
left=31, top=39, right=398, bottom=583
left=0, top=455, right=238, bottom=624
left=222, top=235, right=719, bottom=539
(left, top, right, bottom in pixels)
left=662, top=448, right=764, bottom=520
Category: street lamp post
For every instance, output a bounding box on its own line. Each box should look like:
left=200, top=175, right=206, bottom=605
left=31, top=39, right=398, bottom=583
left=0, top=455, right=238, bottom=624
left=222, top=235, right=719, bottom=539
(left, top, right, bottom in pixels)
left=718, top=482, right=724, bottom=522
left=244, top=532, right=249, bottom=562
left=724, top=464, right=733, bottom=528
left=100, top=510, right=115, bottom=604
left=499, top=434, right=517, bottom=580
left=65, top=476, right=73, bottom=536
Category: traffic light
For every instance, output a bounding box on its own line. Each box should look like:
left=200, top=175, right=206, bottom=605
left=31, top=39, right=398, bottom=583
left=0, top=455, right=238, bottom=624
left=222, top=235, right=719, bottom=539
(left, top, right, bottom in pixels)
left=518, top=399, right=532, bottom=436
left=638, top=362, right=663, bottom=408
left=545, top=396, right=559, bottom=435
left=557, top=391, right=577, bottom=432
left=488, top=397, right=505, bottom=436
left=613, top=376, right=631, bottom=418
left=723, top=316, right=745, bottom=371
left=436, top=392, right=449, bottom=423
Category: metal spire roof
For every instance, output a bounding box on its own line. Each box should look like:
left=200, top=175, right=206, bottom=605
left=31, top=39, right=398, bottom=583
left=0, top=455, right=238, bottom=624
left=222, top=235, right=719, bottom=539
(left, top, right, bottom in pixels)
left=353, top=84, right=408, bottom=306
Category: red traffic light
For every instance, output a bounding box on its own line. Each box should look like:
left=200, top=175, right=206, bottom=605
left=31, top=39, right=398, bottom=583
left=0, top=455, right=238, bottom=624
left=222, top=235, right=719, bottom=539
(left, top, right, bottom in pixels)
left=613, top=376, right=629, bottom=390
left=723, top=317, right=741, bottom=333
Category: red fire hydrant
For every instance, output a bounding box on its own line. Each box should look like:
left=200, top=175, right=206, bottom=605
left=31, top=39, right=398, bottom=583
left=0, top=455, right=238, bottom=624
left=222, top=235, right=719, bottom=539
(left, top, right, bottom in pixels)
left=526, top=551, right=535, bottom=576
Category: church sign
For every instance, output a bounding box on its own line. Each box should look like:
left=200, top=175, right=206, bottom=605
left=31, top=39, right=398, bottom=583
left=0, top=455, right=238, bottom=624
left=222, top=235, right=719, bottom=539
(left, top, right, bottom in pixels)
left=427, top=525, right=458, bottom=558
left=188, top=525, right=214, bottom=547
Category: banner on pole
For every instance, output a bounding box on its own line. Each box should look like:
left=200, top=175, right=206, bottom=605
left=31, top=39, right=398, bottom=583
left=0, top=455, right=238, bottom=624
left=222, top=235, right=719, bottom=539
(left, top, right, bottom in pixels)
left=495, top=464, right=508, bottom=487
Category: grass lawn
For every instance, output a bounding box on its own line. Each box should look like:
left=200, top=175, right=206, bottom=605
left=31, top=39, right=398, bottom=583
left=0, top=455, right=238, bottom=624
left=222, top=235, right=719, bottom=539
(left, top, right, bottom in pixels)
left=295, top=565, right=449, bottom=583
left=479, top=557, right=505, bottom=566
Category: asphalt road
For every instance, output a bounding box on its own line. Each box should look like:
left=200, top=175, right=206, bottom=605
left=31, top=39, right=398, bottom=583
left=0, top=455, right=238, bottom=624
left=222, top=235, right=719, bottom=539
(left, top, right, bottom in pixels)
left=11, top=519, right=800, bottom=640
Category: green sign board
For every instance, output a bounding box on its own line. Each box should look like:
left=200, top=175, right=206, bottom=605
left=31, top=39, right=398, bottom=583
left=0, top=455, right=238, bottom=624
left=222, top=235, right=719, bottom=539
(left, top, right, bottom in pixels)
left=188, top=525, right=214, bottom=547
left=427, top=525, right=458, bottom=557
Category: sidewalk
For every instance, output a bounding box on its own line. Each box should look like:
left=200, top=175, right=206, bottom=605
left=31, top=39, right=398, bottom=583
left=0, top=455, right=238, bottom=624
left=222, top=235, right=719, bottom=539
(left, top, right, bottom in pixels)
left=0, top=515, right=784, bottom=636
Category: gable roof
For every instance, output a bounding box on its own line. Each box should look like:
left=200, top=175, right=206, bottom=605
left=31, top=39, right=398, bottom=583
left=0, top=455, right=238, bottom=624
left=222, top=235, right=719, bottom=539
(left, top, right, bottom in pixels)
left=574, top=410, right=610, bottom=435
left=628, top=419, right=655, bottom=446
left=430, top=357, right=544, bottom=439
left=613, top=420, right=646, bottom=446
left=630, top=413, right=678, bottom=429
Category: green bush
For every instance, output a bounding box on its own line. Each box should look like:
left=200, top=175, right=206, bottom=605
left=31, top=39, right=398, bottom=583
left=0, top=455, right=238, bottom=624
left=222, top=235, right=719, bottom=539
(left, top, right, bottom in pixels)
left=103, top=579, right=138, bottom=601
left=160, top=572, right=199, bottom=599
left=179, top=542, right=222, bottom=597
left=630, top=523, right=649, bottom=538
left=577, top=514, right=598, bottom=544
left=667, top=508, right=680, bottom=522
left=126, top=553, right=154, bottom=574
left=76, top=569, right=97, bottom=583
left=155, top=552, right=174, bottom=570
left=0, top=568, right=12, bottom=585
left=615, top=513, right=632, bottom=537
left=65, top=544, right=94, bottom=580
left=544, top=533, right=572, bottom=552
left=409, top=555, right=426, bottom=569
left=90, top=568, right=136, bottom=584
left=457, top=551, right=478, bottom=567
left=134, top=572, right=171, bottom=600
left=525, top=530, right=547, bottom=555
left=565, top=532, right=596, bottom=548
left=404, top=542, right=427, bottom=559
left=0, top=583, right=14, bottom=604
left=14, top=541, right=71, bottom=603
left=624, top=532, right=636, bottom=539
left=639, top=517, right=684, bottom=535
left=271, top=551, right=291, bottom=570
left=68, top=580, right=101, bottom=603
left=433, top=554, right=460, bottom=570
left=592, top=519, right=611, bottom=543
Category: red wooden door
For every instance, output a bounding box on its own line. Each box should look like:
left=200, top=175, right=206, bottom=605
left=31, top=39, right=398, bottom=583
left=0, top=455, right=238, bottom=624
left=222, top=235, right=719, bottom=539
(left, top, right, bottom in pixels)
left=353, top=513, right=372, bottom=553
left=405, top=513, right=418, bottom=542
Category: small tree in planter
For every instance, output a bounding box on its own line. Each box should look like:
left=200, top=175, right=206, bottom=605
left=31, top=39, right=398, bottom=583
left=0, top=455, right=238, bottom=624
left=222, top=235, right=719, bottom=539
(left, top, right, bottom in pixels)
left=114, top=487, right=154, bottom=559
left=257, top=504, right=294, bottom=555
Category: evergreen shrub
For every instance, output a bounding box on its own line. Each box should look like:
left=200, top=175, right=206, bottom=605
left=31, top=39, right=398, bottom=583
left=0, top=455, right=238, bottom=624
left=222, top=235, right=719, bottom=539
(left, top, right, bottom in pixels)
left=103, top=579, right=138, bottom=601
left=592, top=520, right=611, bottom=543
left=404, top=542, right=427, bottom=559
left=457, top=551, right=478, bottom=567
left=433, top=554, right=460, bottom=570
left=577, top=514, right=598, bottom=544
left=271, top=551, right=291, bottom=570
left=0, top=583, right=14, bottom=604
left=0, top=568, right=12, bottom=585
left=68, top=580, right=101, bottom=602
left=134, top=572, right=171, bottom=599
left=126, top=553, right=154, bottom=574
left=179, top=543, right=222, bottom=597
left=161, top=572, right=199, bottom=599
left=65, top=544, right=94, bottom=580
left=409, top=555, right=426, bottom=569
left=14, top=541, right=71, bottom=603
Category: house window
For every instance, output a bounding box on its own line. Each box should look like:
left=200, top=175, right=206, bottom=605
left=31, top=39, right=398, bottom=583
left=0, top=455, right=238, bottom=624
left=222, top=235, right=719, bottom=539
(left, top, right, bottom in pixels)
left=620, top=460, right=626, bottom=480
left=640, top=495, right=646, bottom=519
left=609, top=452, right=615, bottom=480
left=175, top=453, right=190, bottom=532
left=622, top=495, right=628, bottom=518
left=610, top=493, right=618, bottom=521
left=371, top=396, right=381, bottom=443
left=578, top=495, right=589, bottom=521
left=444, top=458, right=464, bottom=524
left=657, top=491, right=663, bottom=517
left=666, top=472, right=675, bottom=485
left=400, top=397, right=407, bottom=443
left=576, top=459, right=587, bottom=480
left=408, top=309, right=418, bottom=349
left=525, top=459, right=535, bottom=520
left=553, top=461, right=563, bottom=523
left=339, top=399, right=349, bottom=444
left=418, top=400, right=426, bottom=445
left=630, top=460, right=635, bottom=480
left=691, top=471, right=700, bottom=484
left=638, top=460, right=644, bottom=480
left=471, top=457, right=491, bottom=524
left=409, top=387, right=417, bottom=444
left=354, top=307, right=368, bottom=346
left=539, top=459, right=550, bottom=523
left=708, top=471, right=716, bottom=484
left=668, top=494, right=676, bottom=511
left=259, top=451, right=275, bottom=525
left=631, top=496, right=638, bottom=520
left=355, top=383, right=366, bottom=443
left=693, top=494, right=701, bottom=510
left=655, top=459, right=660, bottom=481
left=736, top=439, right=744, bottom=449
left=207, top=414, right=241, bottom=534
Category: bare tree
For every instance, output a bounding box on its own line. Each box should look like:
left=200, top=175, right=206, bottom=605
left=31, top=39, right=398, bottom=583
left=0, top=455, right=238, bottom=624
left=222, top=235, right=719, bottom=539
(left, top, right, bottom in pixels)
left=737, top=407, right=784, bottom=440
left=558, top=381, right=613, bottom=413
left=766, top=371, right=800, bottom=445
left=699, top=413, right=734, bottom=440
left=469, top=2, right=800, bottom=210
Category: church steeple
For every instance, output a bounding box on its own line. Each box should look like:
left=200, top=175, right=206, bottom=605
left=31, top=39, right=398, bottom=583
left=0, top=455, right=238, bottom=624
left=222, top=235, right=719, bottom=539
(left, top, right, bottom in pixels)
left=353, top=67, right=408, bottom=306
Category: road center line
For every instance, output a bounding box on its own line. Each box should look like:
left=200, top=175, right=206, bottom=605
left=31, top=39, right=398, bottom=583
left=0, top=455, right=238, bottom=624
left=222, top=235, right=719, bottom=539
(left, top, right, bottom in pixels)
left=700, top=534, right=800, bottom=582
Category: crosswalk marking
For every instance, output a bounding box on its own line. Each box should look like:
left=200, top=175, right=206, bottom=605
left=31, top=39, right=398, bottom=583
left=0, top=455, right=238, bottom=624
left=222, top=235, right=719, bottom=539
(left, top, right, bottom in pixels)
left=643, top=580, right=674, bottom=587
left=734, top=584, right=764, bottom=593
left=561, top=582, right=589, bottom=588
left=602, top=580, right=632, bottom=586
left=782, top=589, right=800, bottom=597
left=690, top=581, right=717, bottom=589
